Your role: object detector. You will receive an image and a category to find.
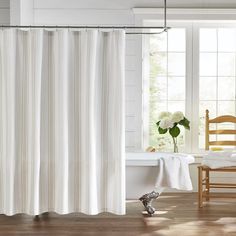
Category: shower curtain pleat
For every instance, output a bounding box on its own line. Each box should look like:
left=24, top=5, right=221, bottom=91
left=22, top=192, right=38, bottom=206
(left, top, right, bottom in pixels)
left=0, top=29, right=125, bottom=216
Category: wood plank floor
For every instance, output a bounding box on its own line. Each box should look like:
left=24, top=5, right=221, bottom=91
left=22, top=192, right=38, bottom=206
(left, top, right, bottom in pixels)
left=0, top=193, right=235, bottom=236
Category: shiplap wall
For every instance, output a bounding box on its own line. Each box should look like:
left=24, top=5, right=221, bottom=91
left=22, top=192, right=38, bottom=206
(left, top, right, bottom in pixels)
left=0, top=0, right=10, bottom=24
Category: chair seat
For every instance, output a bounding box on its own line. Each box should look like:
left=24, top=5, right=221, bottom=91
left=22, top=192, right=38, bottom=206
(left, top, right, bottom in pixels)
left=198, top=109, right=236, bottom=207
left=198, top=164, right=236, bottom=207
left=200, top=165, right=236, bottom=172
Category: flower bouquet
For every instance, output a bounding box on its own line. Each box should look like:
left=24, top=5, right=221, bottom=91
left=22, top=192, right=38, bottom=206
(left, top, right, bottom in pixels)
left=156, top=111, right=190, bottom=152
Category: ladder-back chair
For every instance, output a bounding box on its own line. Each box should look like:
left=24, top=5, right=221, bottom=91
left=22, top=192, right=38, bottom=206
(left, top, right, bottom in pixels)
left=198, top=109, right=236, bottom=208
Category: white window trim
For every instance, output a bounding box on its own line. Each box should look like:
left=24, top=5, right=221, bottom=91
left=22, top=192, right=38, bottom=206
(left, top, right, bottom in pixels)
left=134, top=8, right=236, bottom=153
left=133, top=8, right=236, bottom=21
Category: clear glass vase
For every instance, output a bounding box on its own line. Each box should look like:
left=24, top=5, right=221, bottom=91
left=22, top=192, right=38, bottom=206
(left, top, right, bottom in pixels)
left=172, top=137, right=178, bottom=153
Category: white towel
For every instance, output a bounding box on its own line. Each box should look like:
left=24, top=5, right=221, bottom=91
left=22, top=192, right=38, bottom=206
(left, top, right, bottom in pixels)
left=231, top=153, right=236, bottom=158
left=206, top=151, right=235, bottom=158
left=202, top=159, right=236, bottom=169
left=202, top=151, right=236, bottom=169
left=155, top=154, right=194, bottom=191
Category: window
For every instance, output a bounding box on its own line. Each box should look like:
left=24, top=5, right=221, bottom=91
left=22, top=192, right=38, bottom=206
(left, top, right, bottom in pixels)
left=144, top=22, right=236, bottom=153
left=199, top=28, right=236, bottom=149
left=149, top=28, right=186, bottom=151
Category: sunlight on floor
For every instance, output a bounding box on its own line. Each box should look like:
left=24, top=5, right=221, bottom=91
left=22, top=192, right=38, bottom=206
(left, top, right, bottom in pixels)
left=215, top=217, right=236, bottom=233
left=142, top=210, right=169, bottom=216
left=126, top=200, right=139, bottom=203
left=158, top=195, right=183, bottom=199
left=153, top=221, right=216, bottom=236
left=143, top=217, right=171, bottom=226
left=142, top=217, right=236, bottom=235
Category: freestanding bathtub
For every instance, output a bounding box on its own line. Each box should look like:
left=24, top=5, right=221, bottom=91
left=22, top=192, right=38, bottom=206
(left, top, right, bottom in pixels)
left=126, top=152, right=198, bottom=199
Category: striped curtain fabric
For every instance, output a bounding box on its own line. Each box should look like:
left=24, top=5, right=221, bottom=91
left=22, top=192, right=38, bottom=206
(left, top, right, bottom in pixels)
left=0, top=29, right=125, bottom=215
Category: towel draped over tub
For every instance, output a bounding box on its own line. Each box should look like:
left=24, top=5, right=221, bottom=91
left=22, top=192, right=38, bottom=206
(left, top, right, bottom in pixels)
left=155, top=153, right=194, bottom=191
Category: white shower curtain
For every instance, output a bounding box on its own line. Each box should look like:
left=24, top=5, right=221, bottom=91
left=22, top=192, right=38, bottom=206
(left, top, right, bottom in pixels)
left=0, top=29, right=125, bottom=216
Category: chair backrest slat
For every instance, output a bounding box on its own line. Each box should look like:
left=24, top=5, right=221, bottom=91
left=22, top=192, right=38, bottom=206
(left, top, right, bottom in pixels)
left=209, top=116, right=236, bottom=123
left=209, top=130, right=236, bottom=135
left=209, top=141, right=236, bottom=146
left=205, top=109, right=236, bottom=150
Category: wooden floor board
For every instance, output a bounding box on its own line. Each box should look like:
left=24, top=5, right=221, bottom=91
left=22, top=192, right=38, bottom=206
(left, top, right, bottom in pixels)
left=0, top=193, right=235, bottom=235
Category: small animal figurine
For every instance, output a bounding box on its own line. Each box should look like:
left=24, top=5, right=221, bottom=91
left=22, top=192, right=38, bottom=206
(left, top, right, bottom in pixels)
left=139, top=191, right=159, bottom=216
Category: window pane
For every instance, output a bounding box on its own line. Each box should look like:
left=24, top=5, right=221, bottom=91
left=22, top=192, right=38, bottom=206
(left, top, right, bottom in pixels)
left=217, top=123, right=235, bottom=130
left=149, top=100, right=166, bottom=120
left=150, top=33, right=167, bottom=52
left=150, top=76, right=167, bottom=100
left=200, top=53, right=217, bottom=76
left=218, top=28, right=236, bottom=52
left=199, top=101, right=217, bottom=149
left=168, top=53, right=185, bottom=76
left=168, top=28, right=185, bottom=52
left=149, top=100, right=167, bottom=148
left=152, top=132, right=173, bottom=151
left=199, top=77, right=217, bottom=100
left=168, top=101, right=185, bottom=112
left=150, top=52, right=167, bottom=76
left=200, top=28, right=217, bottom=52
left=218, top=77, right=235, bottom=100
left=199, top=101, right=217, bottom=119
left=217, top=135, right=235, bottom=141
left=218, top=101, right=235, bottom=115
left=218, top=53, right=235, bottom=76
left=168, top=76, right=185, bottom=100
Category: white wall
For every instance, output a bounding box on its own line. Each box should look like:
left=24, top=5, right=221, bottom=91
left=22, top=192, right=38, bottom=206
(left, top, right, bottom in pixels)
left=0, top=0, right=10, bottom=24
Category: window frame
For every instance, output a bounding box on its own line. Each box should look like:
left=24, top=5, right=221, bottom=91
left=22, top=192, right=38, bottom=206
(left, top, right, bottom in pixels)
left=193, top=22, right=236, bottom=153
left=142, top=20, right=236, bottom=153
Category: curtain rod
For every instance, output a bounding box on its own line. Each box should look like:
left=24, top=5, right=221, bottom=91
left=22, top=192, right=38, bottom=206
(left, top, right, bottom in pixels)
left=0, top=25, right=169, bottom=29
left=0, top=0, right=169, bottom=34
left=0, top=25, right=170, bottom=34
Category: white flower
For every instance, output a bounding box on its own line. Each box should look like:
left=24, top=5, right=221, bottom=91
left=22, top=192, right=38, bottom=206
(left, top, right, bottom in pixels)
left=171, top=111, right=184, bottom=123
left=159, top=117, right=174, bottom=129
left=158, top=111, right=172, bottom=120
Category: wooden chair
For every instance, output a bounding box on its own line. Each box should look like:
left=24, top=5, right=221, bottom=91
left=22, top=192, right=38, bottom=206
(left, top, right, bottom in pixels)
left=198, top=109, right=236, bottom=208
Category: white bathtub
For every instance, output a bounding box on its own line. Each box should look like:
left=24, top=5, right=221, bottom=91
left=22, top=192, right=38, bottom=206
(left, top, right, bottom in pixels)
left=125, top=152, right=198, bottom=199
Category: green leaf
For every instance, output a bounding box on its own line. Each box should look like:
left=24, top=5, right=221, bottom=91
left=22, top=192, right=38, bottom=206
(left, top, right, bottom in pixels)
left=156, top=121, right=160, bottom=127
left=179, top=117, right=190, bottom=130
left=158, top=127, right=167, bottom=134
left=169, top=126, right=180, bottom=137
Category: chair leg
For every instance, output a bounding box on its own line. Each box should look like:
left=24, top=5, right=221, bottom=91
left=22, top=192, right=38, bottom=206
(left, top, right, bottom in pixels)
left=198, top=166, right=203, bottom=208
left=206, top=169, right=210, bottom=201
